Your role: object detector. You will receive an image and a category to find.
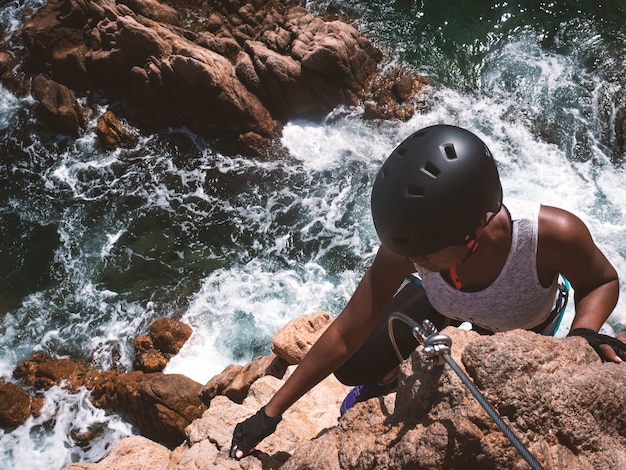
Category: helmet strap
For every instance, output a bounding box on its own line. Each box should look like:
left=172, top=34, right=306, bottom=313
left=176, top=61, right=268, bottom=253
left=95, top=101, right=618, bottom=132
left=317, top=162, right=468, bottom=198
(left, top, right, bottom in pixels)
left=448, top=209, right=499, bottom=290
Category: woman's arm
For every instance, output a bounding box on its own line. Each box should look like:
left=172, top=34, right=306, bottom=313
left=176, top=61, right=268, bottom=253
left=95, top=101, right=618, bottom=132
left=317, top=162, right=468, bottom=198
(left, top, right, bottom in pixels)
left=537, top=205, right=622, bottom=361
left=230, top=245, right=414, bottom=458
left=264, top=244, right=414, bottom=416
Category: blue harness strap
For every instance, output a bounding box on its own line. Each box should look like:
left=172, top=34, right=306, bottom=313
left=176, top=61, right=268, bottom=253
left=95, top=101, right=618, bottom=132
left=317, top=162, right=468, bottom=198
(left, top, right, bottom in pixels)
left=531, top=275, right=570, bottom=336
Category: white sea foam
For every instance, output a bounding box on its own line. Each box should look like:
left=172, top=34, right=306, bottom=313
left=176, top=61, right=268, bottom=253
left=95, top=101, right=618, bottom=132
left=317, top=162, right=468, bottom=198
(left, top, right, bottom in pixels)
left=165, top=260, right=358, bottom=383
left=0, top=386, right=133, bottom=470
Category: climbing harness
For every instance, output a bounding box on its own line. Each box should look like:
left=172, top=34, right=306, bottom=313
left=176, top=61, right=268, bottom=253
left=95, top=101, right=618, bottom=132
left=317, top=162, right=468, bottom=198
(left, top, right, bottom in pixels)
left=388, top=313, right=545, bottom=470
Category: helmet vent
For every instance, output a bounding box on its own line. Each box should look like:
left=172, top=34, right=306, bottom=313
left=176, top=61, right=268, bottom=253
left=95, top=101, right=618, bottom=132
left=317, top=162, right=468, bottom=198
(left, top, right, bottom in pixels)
left=422, top=161, right=441, bottom=178
left=405, top=184, right=424, bottom=197
left=396, top=147, right=408, bottom=157
left=442, top=144, right=458, bottom=160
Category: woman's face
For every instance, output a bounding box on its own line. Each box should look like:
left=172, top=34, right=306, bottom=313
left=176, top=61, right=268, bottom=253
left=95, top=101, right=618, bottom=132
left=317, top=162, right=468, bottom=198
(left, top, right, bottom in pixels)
left=409, top=211, right=496, bottom=271
left=409, top=245, right=468, bottom=272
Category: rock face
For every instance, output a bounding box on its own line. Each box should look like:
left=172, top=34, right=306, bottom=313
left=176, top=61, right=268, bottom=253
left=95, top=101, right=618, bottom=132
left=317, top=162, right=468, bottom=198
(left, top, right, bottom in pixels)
left=63, top=321, right=626, bottom=470
left=11, top=0, right=398, bottom=144
left=282, top=328, right=626, bottom=469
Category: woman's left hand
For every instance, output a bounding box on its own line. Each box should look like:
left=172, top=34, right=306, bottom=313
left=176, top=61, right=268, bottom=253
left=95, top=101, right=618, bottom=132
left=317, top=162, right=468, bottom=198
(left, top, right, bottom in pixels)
left=568, top=328, right=626, bottom=363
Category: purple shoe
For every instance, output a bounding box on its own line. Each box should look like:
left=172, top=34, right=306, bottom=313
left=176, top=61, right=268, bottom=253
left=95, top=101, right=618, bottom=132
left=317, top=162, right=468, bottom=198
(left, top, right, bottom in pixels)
left=339, top=377, right=398, bottom=415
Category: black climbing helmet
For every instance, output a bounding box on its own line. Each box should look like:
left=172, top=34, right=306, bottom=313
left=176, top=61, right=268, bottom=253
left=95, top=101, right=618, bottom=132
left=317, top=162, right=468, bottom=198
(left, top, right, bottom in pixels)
left=371, top=124, right=502, bottom=256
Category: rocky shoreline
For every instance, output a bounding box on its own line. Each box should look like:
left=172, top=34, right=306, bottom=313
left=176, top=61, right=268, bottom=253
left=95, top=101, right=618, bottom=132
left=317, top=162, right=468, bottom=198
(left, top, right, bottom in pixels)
left=0, top=0, right=429, bottom=156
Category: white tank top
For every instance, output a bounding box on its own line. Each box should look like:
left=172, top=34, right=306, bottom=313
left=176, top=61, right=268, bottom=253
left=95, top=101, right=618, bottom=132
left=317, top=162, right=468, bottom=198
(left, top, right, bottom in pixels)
left=413, top=199, right=559, bottom=332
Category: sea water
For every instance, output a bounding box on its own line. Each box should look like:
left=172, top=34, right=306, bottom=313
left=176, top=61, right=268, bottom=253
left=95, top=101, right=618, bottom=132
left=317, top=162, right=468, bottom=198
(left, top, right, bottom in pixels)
left=1, top=0, right=626, bottom=468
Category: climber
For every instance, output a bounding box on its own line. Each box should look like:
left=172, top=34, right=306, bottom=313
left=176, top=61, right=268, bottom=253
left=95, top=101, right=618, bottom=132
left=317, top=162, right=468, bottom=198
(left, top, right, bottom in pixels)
left=230, top=124, right=625, bottom=459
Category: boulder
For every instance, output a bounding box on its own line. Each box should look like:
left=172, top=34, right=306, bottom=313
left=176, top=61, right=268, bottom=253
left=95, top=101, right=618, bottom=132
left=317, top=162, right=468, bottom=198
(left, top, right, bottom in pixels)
left=282, top=328, right=626, bottom=469
left=134, top=317, right=193, bottom=372
left=94, top=371, right=207, bottom=448
left=63, top=435, right=172, bottom=470
left=30, top=74, right=86, bottom=136
left=271, top=310, right=333, bottom=364
left=13, top=352, right=87, bottom=390
left=200, top=309, right=330, bottom=406
left=200, top=353, right=289, bottom=405
left=96, top=110, right=138, bottom=149
left=0, top=381, right=32, bottom=428
left=184, top=368, right=352, bottom=469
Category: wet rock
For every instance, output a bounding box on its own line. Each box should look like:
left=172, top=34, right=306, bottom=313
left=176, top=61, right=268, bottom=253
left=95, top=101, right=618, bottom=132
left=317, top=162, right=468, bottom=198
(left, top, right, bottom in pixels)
left=96, top=110, right=138, bottom=149
left=0, top=381, right=32, bottom=428
left=133, top=347, right=168, bottom=373
left=30, top=75, right=86, bottom=137
left=133, top=317, right=192, bottom=372
left=12, top=317, right=204, bottom=448
left=148, top=317, right=193, bottom=355
left=362, top=67, right=431, bottom=121
left=13, top=353, right=87, bottom=390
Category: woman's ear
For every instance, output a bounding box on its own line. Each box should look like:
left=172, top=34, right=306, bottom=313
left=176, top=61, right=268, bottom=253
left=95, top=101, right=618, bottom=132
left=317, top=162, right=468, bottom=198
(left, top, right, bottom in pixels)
left=474, top=211, right=496, bottom=236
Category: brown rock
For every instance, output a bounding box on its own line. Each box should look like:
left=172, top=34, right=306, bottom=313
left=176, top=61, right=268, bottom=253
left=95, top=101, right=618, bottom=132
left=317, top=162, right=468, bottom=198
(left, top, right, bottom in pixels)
left=362, top=67, right=430, bottom=121
left=13, top=352, right=86, bottom=390
left=62, top=319, right=626, bottom=469
left=11, top=318, right=203, bottom=448
left=30, top=74, right=86, bottom=137
left=133, top=348, right=168, bottom=373
left=121, top=0, right=181, bottom=25
left=133, top=317, right=192, bottom=372
left=148, top=317, right=193, bottom=356
left=200, top=363, right=243, bottom=404
left=0, top=52, right=11, bottom=74
left=132, top=373, right=207, bottom=447
left=0, top=381, right=32, bottom=427
left=271, top=310, right=333, bottom=364
left=91, top=370, right=207, bottom=448
left=285, top=328, right=626, bottom=469
left=96, top=110, right=138, bottom=149
left=200, top=353, right=289, bottom=405
left=63, top=435, right=171, bottom=470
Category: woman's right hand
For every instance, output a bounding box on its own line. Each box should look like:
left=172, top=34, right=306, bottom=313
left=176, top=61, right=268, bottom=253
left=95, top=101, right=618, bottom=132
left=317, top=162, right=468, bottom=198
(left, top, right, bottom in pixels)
left=229, top=407, right=282, bottom=460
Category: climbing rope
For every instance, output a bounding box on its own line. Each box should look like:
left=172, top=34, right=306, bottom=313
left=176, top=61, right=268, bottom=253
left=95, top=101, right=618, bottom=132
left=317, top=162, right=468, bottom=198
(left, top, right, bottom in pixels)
left=388, top=312, right=545, bottom=470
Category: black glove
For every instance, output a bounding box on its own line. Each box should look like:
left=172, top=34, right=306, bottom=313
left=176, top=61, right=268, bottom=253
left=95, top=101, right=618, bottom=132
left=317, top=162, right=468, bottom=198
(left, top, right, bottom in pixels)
left=229, top=406, right=282, bottom=460
left=568, top=328, right=626, bottom=362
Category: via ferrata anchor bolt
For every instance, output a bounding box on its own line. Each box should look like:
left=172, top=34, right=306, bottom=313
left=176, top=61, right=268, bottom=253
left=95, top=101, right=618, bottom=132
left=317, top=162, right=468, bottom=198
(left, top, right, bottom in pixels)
left=411, top=319, right=453, bottom=367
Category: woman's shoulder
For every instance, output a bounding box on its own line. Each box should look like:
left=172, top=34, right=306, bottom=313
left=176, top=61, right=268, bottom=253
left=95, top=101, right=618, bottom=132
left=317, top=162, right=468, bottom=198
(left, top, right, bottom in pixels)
left=538, top=204, right=589, bottom=244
